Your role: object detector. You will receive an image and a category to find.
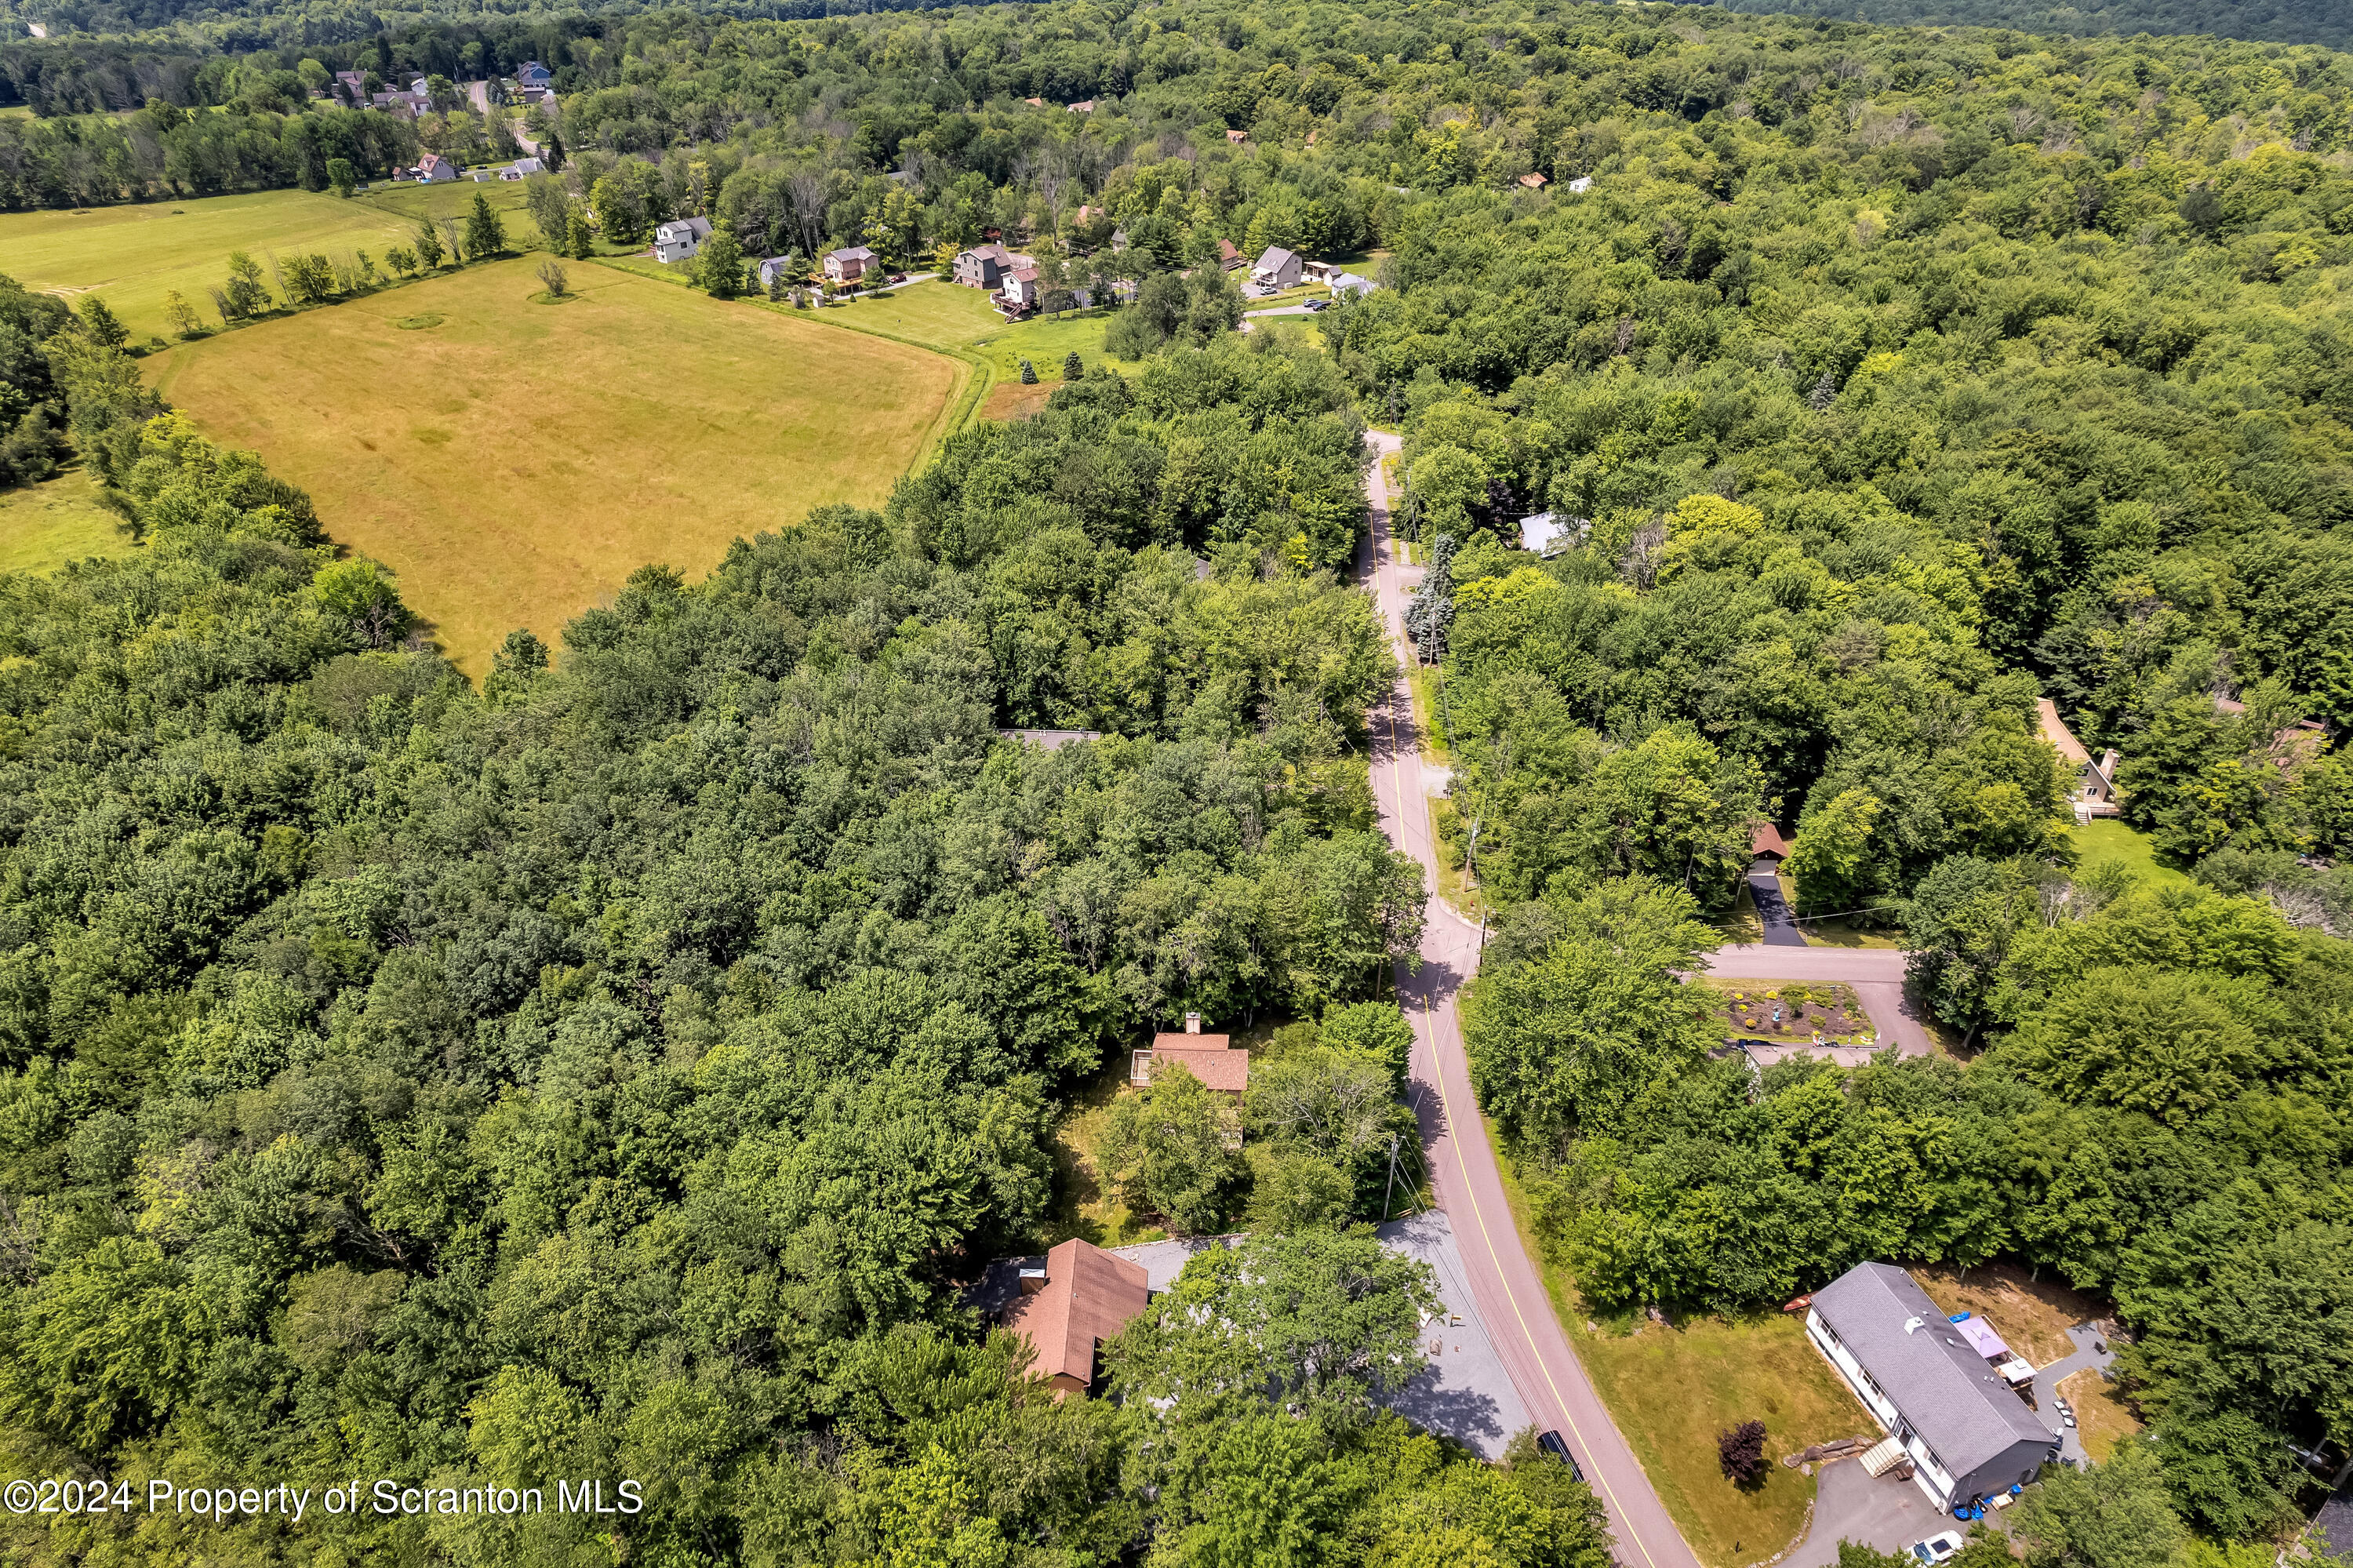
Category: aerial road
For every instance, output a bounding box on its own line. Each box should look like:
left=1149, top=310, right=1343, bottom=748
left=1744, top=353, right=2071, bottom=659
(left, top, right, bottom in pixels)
left=1358, top=430, right=1707, bottom=1568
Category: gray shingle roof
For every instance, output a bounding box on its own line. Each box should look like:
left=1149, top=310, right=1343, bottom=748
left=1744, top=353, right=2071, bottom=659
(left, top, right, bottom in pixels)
left=2315, top=1485, right=2353, bottom=1559
left=1813, top=1264, right=2053, bottom=1479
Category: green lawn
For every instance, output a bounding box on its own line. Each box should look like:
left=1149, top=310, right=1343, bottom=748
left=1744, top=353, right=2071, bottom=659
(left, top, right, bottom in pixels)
left=1490, top=1132, right=1863, bottom=1568
left=0, top=467, right=136, bottom=576
left=2066, top=818, right=2190, bottom=886
left=827, top=278, right=1005, bottom=347
left=969, top=307, right=1142, bottom=381
left=2, top=182, right=532, bottom=343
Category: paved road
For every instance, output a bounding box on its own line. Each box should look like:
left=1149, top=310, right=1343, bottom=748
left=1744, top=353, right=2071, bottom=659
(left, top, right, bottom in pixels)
left=1360, top=431, right=1704, bottom=1568
left=1707, top=943, right=1934, bottom=1059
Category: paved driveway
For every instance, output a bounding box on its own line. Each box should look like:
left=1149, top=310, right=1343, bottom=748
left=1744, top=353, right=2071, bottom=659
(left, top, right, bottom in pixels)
left=1783, top=1459, right=1948, bottom=1568
left=1375, top=1211, right=1534, bottom=1461
left=2030, top=1326, right=2118, bottom=1466
left=1706, top=944, right=1936, bottom=1059
left=1748, top=862, right=1807, bottom=946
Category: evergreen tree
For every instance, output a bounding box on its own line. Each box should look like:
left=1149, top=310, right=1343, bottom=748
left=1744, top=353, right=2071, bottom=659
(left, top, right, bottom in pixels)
left=1404, top=533, right=1455, bottom=664
left=411, top=223, right=444, bottom=271
left=1064, top=351, right=1083, bottom=380
left=76, top=297, right=128, bottom=350
left=463, top=192, right=506, bottom=260
left=564, top=210, right=593, bottom=260
left=1020, top=358, right=1038, bottom=385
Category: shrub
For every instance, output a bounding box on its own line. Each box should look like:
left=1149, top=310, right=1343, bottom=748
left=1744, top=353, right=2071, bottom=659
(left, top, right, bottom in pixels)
left=1718, top=1420, right=1768, bottom=1486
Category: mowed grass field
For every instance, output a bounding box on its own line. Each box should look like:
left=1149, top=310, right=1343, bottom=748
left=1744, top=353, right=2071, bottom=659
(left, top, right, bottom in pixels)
left=2, top=182, right=532, bottom=342
left=600, top=261, right=1147, bottom=406
left=145, top=256, right=960, bottom=675
left=0, top=467, right=136, bottom=576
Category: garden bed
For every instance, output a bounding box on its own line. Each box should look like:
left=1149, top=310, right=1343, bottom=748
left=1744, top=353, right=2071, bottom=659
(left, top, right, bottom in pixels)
left=1707, top=980, right=1877, bottom=1045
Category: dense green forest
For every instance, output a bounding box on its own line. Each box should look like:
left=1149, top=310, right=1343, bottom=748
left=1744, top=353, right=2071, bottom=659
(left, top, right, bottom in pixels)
left=1717, top=0, right=2348, bottom=53
left=0, top=271, right=1526, bottom=1560
left=5, top=0, right=2353, bottom=1555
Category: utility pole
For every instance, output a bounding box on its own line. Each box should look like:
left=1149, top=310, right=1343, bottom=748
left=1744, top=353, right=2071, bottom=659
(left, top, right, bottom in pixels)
left=1380, top=1132, right=1402, bottom=1221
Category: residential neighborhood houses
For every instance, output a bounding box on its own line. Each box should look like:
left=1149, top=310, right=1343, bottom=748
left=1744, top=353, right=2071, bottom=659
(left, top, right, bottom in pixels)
left=1251, top=245, right=1304, bottom=293
left=952, top=242, right=1028, bottom=289
left=998, top=264, right=1040, bottom=315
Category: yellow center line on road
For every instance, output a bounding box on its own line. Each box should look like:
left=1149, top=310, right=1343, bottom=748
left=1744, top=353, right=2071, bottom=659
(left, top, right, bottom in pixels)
left=1369, top=479, right=1667, bottom=1568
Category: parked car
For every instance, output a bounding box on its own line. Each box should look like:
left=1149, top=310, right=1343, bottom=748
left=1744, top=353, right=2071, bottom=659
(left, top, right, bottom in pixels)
left=1304, top=297, right=1329, bottom=311
left=1911, top=1533, right=1966, bottom=1565
left=1535, top=1430, right=1584, bottom=1481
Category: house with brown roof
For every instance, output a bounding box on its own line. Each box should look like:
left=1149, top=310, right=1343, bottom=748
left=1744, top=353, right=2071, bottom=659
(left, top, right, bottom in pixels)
left=1518, top=171, right=1548, bottom=188
left=1751, top=820, right=1792, bottom=861
left=1001, top=1238, right=1151, bottom=1398
left=998, top=265, right=1040, bottom=314
left=1131, top=1015, right=1250, bottom=1094
left=1068, top=99, right=1096, bottom=112
left=1216, top=238, right=1245, bottom=272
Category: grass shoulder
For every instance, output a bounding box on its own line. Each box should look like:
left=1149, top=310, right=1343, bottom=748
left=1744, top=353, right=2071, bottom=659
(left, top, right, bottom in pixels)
left=1486, top=1123, right=1860, bottom=1568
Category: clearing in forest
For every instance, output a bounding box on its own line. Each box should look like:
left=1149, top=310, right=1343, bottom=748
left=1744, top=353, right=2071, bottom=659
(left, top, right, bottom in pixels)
left=0, top=466, right=136, bottom=576
left=145, top=256, right=959, bottom=676
left=1, top=182, right=531, bottom=343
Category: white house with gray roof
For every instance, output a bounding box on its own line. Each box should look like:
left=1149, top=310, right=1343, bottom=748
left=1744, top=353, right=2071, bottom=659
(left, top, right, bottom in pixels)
left=1806, top=1263, right=2060, bottom=1512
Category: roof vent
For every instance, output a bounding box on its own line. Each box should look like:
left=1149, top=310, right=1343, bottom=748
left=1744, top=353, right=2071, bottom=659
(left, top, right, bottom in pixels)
left=1903, top=1315, right=1925, bottom=1335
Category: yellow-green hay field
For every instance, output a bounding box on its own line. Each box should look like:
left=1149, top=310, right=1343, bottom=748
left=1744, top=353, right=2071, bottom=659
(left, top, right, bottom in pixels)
left=145, top=256, right=960, bottom=676
left=0, top=467, right=136, bottom=577
left=2, top=183, right=532, bottom=342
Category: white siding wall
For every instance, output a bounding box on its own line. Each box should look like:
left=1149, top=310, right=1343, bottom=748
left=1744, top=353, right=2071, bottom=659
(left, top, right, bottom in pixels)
left=1805, top=1310, right=1959, bottom=1510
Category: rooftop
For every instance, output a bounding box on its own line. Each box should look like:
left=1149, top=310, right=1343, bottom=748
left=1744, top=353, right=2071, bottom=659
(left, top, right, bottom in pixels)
left=1813, top=1264, right=2054, bottom=1480
left=1140, top=1041, right=1249, bottom=1093
left=1001, top=1238, right=1150, bottom=1389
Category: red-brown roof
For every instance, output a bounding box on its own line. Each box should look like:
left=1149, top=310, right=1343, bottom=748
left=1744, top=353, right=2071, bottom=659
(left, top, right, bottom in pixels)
left=1751, top=821, right=1791, bottom=860
left=1151, top=1031, right=1232, bottom=1052
left=1518, top=171, right=1548, bottom=187
left=1144, top=1042, right=1249, bottom=1093
left=1002, top=1238, right=1149, bottom=1388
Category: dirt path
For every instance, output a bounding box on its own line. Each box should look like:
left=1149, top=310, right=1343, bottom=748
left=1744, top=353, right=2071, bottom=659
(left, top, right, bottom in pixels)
left=1361, top=431, right=1704, bottom=1568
